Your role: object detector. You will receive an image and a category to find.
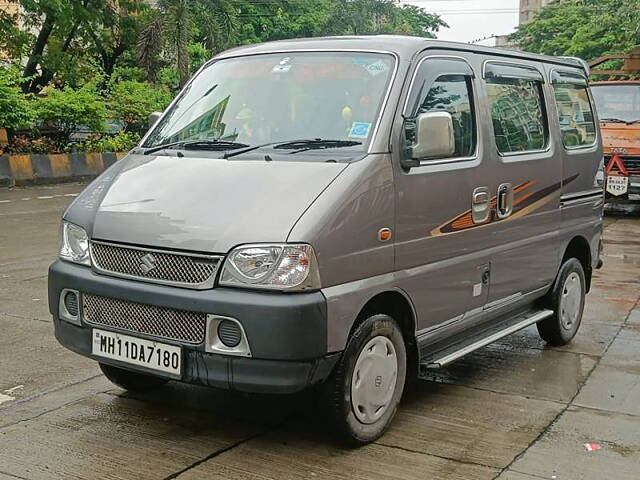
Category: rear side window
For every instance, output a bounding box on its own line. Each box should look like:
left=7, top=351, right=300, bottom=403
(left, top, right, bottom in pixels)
left=551, top=73, right=597, bottom=148
left=418, top=75, right=476, bottom=158
left=486, top=76, right=548, bottom=154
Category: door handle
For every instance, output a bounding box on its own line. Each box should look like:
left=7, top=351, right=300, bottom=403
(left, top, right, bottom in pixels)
left=496, top=183, right=514, bottom=219
left=473, top=191, right=489, bottom=204
left=471, top=187, right=490, bottom=224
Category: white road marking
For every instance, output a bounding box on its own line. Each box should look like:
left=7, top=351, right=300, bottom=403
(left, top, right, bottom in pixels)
left=0, top=393, right=14, bottom=405
left=0, top=192, right=81, bottom=205
left=4, top=385, right=23, bottom=394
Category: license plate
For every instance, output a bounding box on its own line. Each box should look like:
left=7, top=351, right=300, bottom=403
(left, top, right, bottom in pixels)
left=92, top=329, right=182, bottom=376
left=606, top=175, right=629, bottom=196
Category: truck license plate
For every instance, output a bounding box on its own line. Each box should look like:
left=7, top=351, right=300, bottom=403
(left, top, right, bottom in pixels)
left=606, top=175, right=629, bottom=196
left=92, top=329, right=182, bottom=376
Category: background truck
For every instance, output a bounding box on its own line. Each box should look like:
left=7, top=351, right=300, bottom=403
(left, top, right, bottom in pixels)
left=590, top=48, right=640, bottom=202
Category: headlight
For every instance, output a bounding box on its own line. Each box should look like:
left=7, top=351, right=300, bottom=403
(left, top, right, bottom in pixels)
left=219, top=244, right=320, bottom=291
left=59, top=221, right=90, bottom=266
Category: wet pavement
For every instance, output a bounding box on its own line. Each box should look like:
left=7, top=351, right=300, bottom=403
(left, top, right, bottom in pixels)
left=1, top=184, right=639, bottom=480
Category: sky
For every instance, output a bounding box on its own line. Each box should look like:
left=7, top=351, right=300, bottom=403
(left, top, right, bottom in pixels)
left=402, top=0, right=520, bottom=43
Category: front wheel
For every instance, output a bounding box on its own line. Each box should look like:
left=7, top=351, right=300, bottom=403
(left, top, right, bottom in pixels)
left=537, top=258, right=586, bottom=346
left=320, top=314, right=407, bottom=446
left=99, top=363, right=169, bottom=392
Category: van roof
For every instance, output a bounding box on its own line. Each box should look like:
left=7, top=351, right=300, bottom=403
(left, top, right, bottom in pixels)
left=214, top=35, right=587, bottom=71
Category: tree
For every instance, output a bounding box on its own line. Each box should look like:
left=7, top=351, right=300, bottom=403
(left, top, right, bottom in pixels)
left=7, top=0, right=147, bottom=93
left=83, top=0, right=149, bottom=80
left=326, top=0, right=444, bottom=37
left=511, top=0, right=640, bottom=60
left=34, top=82, right=107, bottom=141
left=138, top=0, right=236, bottom=87
left=107, top=79, right=173, bottom=132
left=394, top=4, right=447, bottom=38
left=0, top=67, right=35, bottom=134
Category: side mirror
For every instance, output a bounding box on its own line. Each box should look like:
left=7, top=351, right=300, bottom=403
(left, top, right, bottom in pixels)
left=402, top=111, right=455, bottom=169
left=148, top=111, right=162, bottom=129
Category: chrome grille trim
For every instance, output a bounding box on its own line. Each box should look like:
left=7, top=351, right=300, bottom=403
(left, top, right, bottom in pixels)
left=83, top=294, right=206, bottom=345
left=90, top=241, right=222, bottom=289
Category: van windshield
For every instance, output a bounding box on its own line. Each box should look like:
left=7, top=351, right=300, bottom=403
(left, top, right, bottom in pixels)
left=591, top=84, right=640, bottom=124
left=143, top=52, right=395, bottom=153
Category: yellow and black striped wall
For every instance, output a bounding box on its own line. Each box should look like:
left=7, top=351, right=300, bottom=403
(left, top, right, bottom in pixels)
left=0, top=152, right=128, bottom=187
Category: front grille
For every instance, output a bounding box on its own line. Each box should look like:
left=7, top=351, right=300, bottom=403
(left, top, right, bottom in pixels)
left=83, top=294, right=207, bottom=344
left=90, top=241, right=222, bottom=289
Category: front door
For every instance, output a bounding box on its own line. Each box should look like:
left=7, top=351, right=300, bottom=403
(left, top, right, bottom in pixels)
left=394, top=53, right=493, bottom=334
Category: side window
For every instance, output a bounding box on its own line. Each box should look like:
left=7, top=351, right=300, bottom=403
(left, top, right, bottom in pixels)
left=552, top=80, right=597, bottom=148
left=418, top=75, right=476, bottom=158
left=486, top=76, right=548, bottom=154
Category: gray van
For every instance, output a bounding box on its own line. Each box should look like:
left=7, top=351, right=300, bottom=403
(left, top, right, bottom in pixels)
left=49, top=36, right=603, bottom=445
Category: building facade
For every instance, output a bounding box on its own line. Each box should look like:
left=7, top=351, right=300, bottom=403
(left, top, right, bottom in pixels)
left=519, top=0, right=556, bottom=25
left=0, top=0, right=18, bottom=17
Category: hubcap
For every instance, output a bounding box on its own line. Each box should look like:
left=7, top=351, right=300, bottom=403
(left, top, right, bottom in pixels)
left=560, top=272, right=582, bottom=330
left=351, top=336, right=398, bottom=425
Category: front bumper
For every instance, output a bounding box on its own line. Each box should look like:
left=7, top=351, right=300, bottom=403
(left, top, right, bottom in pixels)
left=49, top=260, right=338, bottom=394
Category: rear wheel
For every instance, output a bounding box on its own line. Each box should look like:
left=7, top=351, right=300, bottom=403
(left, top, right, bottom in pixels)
left=537, top=258, right=586, bottom=346
left=321, top=314, right=407, bottom=446
left=99, top=363, right=169, bottom=392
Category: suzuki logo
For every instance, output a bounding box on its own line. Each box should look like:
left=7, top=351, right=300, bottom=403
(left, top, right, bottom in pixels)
left=140, top=253, right=157, bottom=274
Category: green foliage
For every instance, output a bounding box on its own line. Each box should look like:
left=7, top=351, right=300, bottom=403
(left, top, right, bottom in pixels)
left=78, top=131, right=141, bottom=152
left=0, top=67, right=35, bottom=130
left=511, top=0, right=640, bottom=59
left=107, top=79, right=173, bottom=132
left=395, top=4, right=447, bottom=37
left=34, top=82, right=107, bottom=137
left=325, top=0, right=444, bottom=37
left=2, top=0, right=450, bottom=155
left=188, top=42, right=211, bottom=75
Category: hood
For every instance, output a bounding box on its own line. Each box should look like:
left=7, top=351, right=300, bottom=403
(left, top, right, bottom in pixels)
left=77, top=154, right=348, bottom=253
left=600, top=121, right=640, bottom=156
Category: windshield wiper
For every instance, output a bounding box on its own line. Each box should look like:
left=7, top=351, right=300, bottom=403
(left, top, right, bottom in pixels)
left=144, top=139, right=249, bottom=155
left=222, top=138, right=362, bottom=159
left=273, top=139, right=362, bottom=150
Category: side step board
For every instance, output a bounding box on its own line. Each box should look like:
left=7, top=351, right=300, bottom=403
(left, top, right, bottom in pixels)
left=420, top=309, right=554, bottom=370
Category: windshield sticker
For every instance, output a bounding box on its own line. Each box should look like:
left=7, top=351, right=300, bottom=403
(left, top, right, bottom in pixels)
left=272, top=64, right=292, bottom=74
left=365, top=60, right=388, bottom=76
left=272, top=56, right=292, bottom=73
left=349, top=122, right=372, bottom=139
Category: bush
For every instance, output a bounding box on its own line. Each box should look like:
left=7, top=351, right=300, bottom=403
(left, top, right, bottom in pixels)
left=77, top=131, right=141, bottom=153
left=0, top=66, right=35, bottom=131
left=34, top=82, right=107, bottom=140
left=107, top=80, right=173, bottom=133
left=7, top=135, right=60, bottom=154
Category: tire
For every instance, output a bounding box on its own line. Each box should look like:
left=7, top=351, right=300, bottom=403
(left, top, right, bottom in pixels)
left=99, top=363, right=169, bottom=392
left=320, top=314, right=407, bottom=446
left=537, top=258, right=586, bottom=346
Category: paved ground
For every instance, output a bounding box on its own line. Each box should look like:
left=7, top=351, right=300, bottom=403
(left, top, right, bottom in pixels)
left=1, top=183, right=639, bottom=480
